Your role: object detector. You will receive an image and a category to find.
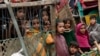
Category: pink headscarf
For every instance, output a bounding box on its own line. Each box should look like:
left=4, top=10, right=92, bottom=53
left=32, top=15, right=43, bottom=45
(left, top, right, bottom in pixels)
left=75, top=23, right=90, bottom=47
left=76, top=23, right=89, bottom=38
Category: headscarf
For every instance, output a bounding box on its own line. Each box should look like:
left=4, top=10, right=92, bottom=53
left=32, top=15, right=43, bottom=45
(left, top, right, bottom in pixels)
left=76, top=23, right=89, bottom=38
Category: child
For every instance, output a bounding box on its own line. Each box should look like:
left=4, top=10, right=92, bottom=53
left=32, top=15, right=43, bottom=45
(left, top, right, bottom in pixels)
left=87, top=15, right=100, bottom=46
left=9, top=8, right=26, bottom=38
left=31, top=17, right=40, bottom=35
left=55, top=20, right=70, bottom=56
left=42, top=10, right=49, bottom=22
left=43, top=20, right=51, bottom=32
left=76, top=23, right=90, bottom=52
left=69, top=41, right=81, bottom=56
left=63, top=18, right=76, bottom=46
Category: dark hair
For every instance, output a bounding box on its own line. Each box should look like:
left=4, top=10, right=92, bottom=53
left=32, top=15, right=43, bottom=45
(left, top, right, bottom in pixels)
left=56, top=19, right=64, bottom=33
left=32, top=17, right=39, bottom=20
left=90, top=15, right=96, bottom=20
left=70, top=41, right=79, bottom=48
left=63, top=18, right=72, bottom=28
left=31, top=17, right=39, bottom=24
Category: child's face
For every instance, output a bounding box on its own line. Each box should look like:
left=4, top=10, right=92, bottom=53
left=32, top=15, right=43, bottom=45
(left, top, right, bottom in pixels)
left=32, top=19, right=40, bottom=30
left=69, top=46, right=78, bottom=54
left=16, top=9, right=25, bottom=19
left=42, top=15, right=49, bottom=21
left=57, top=22, right=64, bottom=34
left=44, top=21, right=50, bottom=31
left=90, top=19, right=96, bottom=25
left=80, top=25, right=86, bottom=34
left=65, top=21, right=71, bottom=28
left=42, top=11, right=49, bottom=21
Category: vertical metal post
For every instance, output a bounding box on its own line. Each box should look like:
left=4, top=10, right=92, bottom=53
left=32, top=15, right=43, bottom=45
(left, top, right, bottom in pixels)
left=4, top=0, right=28, bottom=56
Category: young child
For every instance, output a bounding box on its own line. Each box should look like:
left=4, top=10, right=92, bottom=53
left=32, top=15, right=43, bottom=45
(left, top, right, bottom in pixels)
left=42, top=10, right=49, bottom=22
left=63, top=18, right=76, bottom=46
left=25, top=17, right=54, bottom=56
left=69, top=41, right=81, bottom=56
left=87, top=15, right=100, bottom=46
left=55, top=20, right=70, bottom=56
left=43, top=20, right=51, bottom=32
left=9, top=8, right=26, bottom=38
left=31, top=17, right=40, bottom=35
left=76, top=23, right=90, bottom=52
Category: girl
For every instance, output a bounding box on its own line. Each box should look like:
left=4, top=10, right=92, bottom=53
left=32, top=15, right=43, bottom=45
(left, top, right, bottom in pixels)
left=43, top=20, right=51, bottom=32
left=55, top=20, right=70, bottom=56
left=76, top=23, right=90, bottom=52
left=31, top=17, right=40, bottom=35
left=42, top=10, right=49, bottom=22
left=63, top=19, right=76, bottom=46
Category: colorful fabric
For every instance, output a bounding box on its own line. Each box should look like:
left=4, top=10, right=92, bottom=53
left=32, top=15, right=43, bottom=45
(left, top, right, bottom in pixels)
left=63, top=30, right=76, bottom=46
left=81, top=50, right=100, bottom=56
left=56, top=0, right=67, bottom=12
left=75, top=23, right=90, bottom=48
left=55, top=35, right=70, bottom=56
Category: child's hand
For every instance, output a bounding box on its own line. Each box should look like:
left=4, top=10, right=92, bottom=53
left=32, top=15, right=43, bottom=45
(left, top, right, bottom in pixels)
left=94, top=41, right=98, bottom=44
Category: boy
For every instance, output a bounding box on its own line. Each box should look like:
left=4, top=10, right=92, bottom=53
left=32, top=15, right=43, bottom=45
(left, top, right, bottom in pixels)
left=69, top=41, right=81, bottom=56
left=87, top=15, right=100, bottom=46
left=9, top=8, right=26, bottom=38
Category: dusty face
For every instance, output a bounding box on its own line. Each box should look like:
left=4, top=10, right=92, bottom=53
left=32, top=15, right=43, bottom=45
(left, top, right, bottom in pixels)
left=69, top=47, right=78, bottom=54
left=32, top=19, right=40, bottom=30
left=80, top=25, right=86, bottom=34
left=90, top=18, right=96, bottom=25
left=57, top=22, right=65, bottom=34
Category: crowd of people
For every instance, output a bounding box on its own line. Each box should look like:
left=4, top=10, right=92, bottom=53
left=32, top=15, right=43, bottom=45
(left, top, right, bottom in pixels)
left=21, top=13, right=100, bottom=56
left=0, top=0, right=100, bottom=56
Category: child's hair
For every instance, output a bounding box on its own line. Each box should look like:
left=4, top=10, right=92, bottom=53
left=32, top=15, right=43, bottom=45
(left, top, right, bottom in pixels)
left=32, top=17, right=39, bottom=21
left=31, top=17, right=39, bottom=25
left=63, top=18, right=72, bottom=28
left=70, top=41, right=79, bottom=49
left=90, top=15, right=96, bottom=20
left=56, top=19, right=64, bottom=33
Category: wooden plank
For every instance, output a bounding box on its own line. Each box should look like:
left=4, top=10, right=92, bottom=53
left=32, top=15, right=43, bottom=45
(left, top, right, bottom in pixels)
left=50, top=5, right=56, bottom=33
left=0, top=0, right=56, bottom=8
left=98, top=0, right=100, bottom=17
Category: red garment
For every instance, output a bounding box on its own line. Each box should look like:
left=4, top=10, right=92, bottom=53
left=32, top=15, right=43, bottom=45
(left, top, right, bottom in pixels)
left=56, top=0, right=67, bottom=12
left=75, top=23, right=90, bottom=48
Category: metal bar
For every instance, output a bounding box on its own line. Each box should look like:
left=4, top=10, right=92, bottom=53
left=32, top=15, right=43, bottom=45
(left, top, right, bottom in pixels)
left=4, top=0, right=28, bottom=56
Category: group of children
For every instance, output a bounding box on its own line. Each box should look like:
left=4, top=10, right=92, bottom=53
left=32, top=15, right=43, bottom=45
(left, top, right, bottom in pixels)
left=55, top=15, right=100, bottom=56
left=2, top=7, right=100, bottom=56
left=25, top=15, right=100, bottom=56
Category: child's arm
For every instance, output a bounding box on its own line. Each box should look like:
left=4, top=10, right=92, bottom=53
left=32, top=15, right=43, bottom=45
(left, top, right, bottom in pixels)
left=94, top=41, right=100, bottom=52
left=78, top=48, right=84, bottom=54
left=46, top=34, right=54, bottom=44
